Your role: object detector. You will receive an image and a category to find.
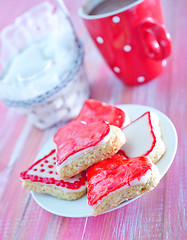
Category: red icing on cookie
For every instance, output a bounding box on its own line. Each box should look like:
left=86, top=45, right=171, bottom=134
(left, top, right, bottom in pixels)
left=74, top=99, right=125, bottom=128
left=20, top=149, right=87, bottom=190
left=48, top=165, right=53, bottom=168
left=116, top=149, right=126, bottom=157
left=87, top=155, right=152, bottom=206
left=121, top=112, right=157, bottom=158
left=146, top=112, right=157, bottom=156
left=54, top=121, right=110, bottom=166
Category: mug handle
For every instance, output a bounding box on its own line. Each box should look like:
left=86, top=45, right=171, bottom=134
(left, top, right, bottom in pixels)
left=139, top=19, right=172, bottom=60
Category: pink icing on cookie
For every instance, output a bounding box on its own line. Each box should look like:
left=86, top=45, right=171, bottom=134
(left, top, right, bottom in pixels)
left=20, top=150, right=86, bottom=190
left=87, top=155, right=152, bottom=206
left=74, top=99, right=128, bottom=128
left=54, top=120, right=110, bottom=166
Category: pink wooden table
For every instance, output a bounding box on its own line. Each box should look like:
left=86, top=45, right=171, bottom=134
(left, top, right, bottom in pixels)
left=0, top=0, right=186, bottom=239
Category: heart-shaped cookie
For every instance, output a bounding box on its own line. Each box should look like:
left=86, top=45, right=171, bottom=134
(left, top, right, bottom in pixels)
left=87, top=154, right=160, bottom=216
left=20, top=150, right=87, bottom=200
left=54, top=121, right=126, bottom=179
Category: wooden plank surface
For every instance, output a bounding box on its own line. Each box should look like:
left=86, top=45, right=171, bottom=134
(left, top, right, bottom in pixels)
left=0, top=0, right=186, bottom=239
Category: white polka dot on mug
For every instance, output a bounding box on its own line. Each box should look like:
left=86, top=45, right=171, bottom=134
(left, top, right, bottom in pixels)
left=96, top=36, right=104, bottom=44
left=113, top=67, right=120, bottom=73
left=137, top=76, right=145, bottom=83
left=112, top=16, right=120, bottom=23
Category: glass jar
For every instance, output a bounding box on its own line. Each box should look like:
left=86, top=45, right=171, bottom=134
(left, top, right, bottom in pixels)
left=0, top=1, right=90, bottom=129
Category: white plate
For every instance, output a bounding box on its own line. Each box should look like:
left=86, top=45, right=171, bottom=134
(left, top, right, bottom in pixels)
left=31, top=104, right=178, bottom=217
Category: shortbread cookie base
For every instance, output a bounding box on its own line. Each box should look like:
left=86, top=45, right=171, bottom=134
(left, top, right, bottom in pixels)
left=22, top=181, right=87, bottom=200
left=148, top=113, right=165, bottom=164
left=92, top=164, right=160, bottom=216
left=57, top=125, right=126, bottom=179
left=148, top=139, right=165, bottom=164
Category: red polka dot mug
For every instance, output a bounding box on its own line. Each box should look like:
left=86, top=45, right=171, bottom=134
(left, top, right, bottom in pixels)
left=79, top=0, right=172, bottom=85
